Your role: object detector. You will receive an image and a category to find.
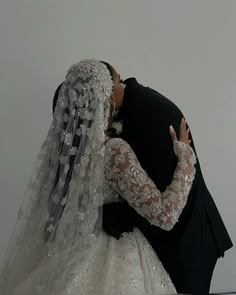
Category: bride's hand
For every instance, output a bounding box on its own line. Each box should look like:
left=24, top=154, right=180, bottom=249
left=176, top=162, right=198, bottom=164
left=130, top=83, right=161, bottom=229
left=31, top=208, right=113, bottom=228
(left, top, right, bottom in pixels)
left=169, top=118, right=191, bottom=145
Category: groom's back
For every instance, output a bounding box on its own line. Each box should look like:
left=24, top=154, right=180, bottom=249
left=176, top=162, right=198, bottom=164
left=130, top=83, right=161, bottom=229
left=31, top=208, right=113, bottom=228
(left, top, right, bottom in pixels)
left=120, top=78, right=233, bottom=293
left=121, top=79, right=198, bottom=238
left=122, top=80, right=184, bottom=192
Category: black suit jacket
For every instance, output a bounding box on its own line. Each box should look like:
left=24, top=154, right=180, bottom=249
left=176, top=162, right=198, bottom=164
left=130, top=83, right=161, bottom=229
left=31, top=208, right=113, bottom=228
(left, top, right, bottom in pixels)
left=103, top=78, right=233, bottom=292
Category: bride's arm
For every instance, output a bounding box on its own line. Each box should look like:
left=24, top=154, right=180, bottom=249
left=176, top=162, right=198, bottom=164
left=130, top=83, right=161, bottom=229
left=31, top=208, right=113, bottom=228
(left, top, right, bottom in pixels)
left=105, top=138, right=196, bottom=231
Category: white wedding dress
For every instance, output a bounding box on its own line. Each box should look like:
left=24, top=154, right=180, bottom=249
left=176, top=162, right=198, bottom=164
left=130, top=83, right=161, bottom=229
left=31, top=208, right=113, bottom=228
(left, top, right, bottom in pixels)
left=13, top=138, right=196, bottom=295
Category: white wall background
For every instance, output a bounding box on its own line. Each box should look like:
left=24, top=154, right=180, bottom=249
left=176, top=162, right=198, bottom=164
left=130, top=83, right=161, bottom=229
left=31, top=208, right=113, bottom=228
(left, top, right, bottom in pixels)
left=0, top=0, right=235, bottom=292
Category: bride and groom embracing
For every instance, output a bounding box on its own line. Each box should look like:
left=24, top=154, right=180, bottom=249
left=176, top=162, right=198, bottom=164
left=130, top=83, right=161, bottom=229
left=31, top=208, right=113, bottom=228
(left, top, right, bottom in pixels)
left=0, top=59, right=232, bottom=294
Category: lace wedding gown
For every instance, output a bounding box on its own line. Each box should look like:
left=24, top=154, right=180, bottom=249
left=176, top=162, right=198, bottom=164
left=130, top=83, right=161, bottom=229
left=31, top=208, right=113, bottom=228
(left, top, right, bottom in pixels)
left=13, top=138, right=196, bottom=295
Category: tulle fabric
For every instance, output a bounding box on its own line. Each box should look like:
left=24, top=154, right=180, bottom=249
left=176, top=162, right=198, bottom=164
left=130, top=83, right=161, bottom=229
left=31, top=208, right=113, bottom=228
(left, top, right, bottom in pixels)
left=12, top=229, right=176, bottom=295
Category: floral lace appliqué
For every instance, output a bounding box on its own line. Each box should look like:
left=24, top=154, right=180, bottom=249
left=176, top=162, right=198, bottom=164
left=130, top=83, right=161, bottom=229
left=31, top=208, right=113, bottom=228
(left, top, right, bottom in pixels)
left=105, top=138, right=196, bottom=231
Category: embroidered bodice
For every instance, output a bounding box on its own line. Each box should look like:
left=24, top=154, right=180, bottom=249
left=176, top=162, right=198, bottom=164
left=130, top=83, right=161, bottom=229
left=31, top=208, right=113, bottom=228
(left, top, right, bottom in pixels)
left=104, top=138, right=196, bottom=231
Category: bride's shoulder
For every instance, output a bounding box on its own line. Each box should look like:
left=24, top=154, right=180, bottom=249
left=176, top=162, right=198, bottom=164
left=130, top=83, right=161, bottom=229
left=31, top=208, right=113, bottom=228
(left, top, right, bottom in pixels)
left=105, top=137, right=131, bottom=151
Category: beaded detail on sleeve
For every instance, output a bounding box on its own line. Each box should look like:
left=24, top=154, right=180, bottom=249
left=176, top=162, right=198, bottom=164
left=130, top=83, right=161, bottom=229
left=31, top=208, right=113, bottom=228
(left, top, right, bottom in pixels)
left=104, top=138, right=196, bottom=231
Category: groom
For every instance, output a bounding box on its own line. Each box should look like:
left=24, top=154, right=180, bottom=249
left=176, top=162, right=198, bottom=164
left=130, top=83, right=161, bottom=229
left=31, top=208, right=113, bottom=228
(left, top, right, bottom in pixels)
left=102, top=77, right=233, bottom=294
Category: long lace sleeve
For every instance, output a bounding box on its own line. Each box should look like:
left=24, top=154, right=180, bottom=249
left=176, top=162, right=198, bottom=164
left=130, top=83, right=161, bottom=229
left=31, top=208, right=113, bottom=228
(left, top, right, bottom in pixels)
left=104, top=138, right=197, bottom=231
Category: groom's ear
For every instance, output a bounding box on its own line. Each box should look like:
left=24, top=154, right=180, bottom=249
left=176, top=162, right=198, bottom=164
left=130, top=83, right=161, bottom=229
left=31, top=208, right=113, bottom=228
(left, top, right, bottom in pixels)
left=52, top=82, right=63, bottom=115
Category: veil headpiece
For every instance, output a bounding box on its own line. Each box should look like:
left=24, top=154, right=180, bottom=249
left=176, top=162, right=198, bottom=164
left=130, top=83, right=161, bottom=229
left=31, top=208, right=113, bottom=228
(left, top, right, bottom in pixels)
left=0, top=59, right=113, bottom=294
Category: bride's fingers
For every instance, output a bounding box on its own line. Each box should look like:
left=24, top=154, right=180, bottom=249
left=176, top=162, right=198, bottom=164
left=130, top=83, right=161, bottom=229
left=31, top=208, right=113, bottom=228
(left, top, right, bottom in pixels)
left=182, top=119, right=189, bottom=135
left=180, top=118, right=185, bottom=130
left=178, top=118, right=191, bottom=145
left=169, top=125, right=177, bottom=141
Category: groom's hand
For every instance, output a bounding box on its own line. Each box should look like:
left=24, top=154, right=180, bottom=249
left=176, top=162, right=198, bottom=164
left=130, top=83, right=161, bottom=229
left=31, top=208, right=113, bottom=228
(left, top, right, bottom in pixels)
left=102, top=202, right=135, bottom=239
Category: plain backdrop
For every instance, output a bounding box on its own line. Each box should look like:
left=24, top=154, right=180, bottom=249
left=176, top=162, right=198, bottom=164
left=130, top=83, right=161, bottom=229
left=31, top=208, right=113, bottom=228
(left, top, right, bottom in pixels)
left=0, top=0, right=235, bottom=292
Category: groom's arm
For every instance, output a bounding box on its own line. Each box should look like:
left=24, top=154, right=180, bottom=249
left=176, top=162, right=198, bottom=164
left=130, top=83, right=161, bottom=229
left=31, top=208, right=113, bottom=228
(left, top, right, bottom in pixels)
left=102, top=201, right=135, bottom=239
left=102, top=200, right=149, bottom=239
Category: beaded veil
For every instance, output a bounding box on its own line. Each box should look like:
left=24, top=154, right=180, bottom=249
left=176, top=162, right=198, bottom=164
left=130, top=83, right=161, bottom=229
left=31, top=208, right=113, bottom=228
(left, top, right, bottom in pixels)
left=0, top=59, right=113, bottom=294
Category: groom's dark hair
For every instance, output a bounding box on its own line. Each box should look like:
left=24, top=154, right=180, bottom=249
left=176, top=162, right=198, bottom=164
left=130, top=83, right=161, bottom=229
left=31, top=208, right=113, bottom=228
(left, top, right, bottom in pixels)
left=100, top=61, right=114, bottom=78
left=52, top=82, right=63, bottom=114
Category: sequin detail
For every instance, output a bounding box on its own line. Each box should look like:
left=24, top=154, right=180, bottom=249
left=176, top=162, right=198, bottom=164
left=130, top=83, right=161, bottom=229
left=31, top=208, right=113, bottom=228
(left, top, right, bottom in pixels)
left=14, top=229, right=176, bottom=294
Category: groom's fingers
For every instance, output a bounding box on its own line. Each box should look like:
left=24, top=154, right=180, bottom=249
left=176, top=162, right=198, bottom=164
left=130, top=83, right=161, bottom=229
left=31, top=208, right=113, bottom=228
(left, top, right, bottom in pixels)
left=169, top=125, right=177, bottom=141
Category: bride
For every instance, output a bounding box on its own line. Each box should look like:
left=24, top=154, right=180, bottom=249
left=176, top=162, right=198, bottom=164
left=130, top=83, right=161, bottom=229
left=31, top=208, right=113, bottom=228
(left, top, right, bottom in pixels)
left=0, top=59, right=196, bottom=294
